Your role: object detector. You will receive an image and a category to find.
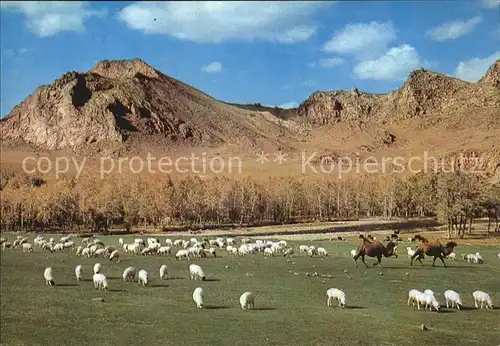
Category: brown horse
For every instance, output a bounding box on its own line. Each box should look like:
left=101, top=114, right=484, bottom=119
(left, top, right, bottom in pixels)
left=410, top=235, right=457, bottom=267
left=353, top=234, right=398, bottom=268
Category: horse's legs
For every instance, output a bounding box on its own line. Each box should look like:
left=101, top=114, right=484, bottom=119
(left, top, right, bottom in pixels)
left=376, top=255, right=382, bottom=268
left=361, top=255, right=368, bottom=268
left=432, top=256, right=437, bottom=266
left=438, top=255, right=446, bottom=267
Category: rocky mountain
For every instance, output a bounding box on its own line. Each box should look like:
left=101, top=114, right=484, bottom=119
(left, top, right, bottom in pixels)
left=0, top=59, right=300, bottom=155
left=1, top=58, right=499, bottom=178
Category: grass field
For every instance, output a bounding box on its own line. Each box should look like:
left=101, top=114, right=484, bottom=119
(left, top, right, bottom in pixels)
left=1, top=234, right=499, bottom=346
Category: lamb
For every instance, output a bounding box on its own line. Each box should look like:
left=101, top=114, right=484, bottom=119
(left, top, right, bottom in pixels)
left=444, top=290, right=462, bottom=310
left=239, top=292, right=255, bottom=310
left=474, top=252, right=484, bottom=264
left=22, top=243, right=34, bottom=252
left=472, top=291, right=493, bottom=309
left=189, top=264, right=206, bottom=281
left=93, top=263, right=101, bottom=274
left=138, top=269, right=148, bottom=286
left=446, top=252, right=456, bottom=261
left=122, top=267, right=137, bottom=282
left=159, top=265, right=168, bottom=280
left=93, top=273, right=108, bottom=291
left=326, top=288, right=346, bottom=308
left=193, top=287, right=204, bottom=308
left=317, top=247, right=328, bottom=256
left=350, top=249, right=357, bottom=258
left=118, top=238, right=124, bottom=246
left=264, top=248, right=274, bottom=257
left=307, top=247, right=318, bottom=257
left=44, top=267, right=55, bottom=286
left=283, top=248, right=294, bottom=257
left=75, top=265, right=82, bottom=281
left=109, top=250, right=119, bottom=261
left=299, top=245, right=309, bottom=254
left=407, top=289, right=423, bottom=307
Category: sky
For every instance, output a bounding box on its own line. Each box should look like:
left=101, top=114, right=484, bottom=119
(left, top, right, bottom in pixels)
left=1, top=1, right=499, bottom=116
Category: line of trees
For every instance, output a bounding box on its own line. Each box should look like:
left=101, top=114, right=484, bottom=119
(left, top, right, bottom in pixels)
left=1, top=169, right=499, bottom=237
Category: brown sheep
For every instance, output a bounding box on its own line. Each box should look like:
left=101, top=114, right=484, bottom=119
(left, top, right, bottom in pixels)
left=353, top=234, right=398, bottom=268
left=410, top=235, right=457, bottom=267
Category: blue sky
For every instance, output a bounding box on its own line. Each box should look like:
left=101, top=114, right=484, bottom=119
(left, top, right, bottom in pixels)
left=1, top=1, right=499, bottom=116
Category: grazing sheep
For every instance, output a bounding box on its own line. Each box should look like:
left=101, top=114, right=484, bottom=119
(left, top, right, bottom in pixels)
left=118, top=238, right=124, bottom=246
left=444, top=290, right=462, bottom=310
left=326, top=288, right=346, bottom=308
left=44, top=267, right=55, bottom=286
left=75, top=265, right=82, bottom=281
left=193, top=287, right=204, bottom=308
left=239, top=292, right=255, bottom=310
left=93, top=273, right=108, bottom=291
left=416, top=291, right=440, bottom=311
left=159, top=265, right=168, bottom=280
left=138, top=269, right=148, bottom=286
left=122, top=267, right=137, bottom=282
left=22, top=243, right=34, bottom=252
left=407, top=289, right=423, bottom=307
left=189, top=264, right=206, bottom=281
left=299, top=245, right=309, bottom=254
left=423, top=289, right=435, bottom=298
left=157, top=246, right=172, bottom=256
left=474, top=252, right=484, bottom=264
left=283, top=248, right=294, bottom=257
left=2, top=241, right=13, bottom=250
left=317, top=247, right=328, bottom=256
left=175, top=249, right=190, bottom=260
left=93, top=263, right=101, bottom=274
left=109, top=250, right=119, bottom=261
left=446, top=252, right=456, bottom=261
left=264, top=248, right=274, bottom=257
left=472, top=291, right=493, bottom=309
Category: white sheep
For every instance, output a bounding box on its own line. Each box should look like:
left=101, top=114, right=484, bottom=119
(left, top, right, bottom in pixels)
left=239, top=292, right=255, bottom=310
left=175, top=249, right=190, bottom=260
left=445, top=252, right=456, bottom=261
left=122, top=267, right=137, bottom=282
left=307, top=247, right=318, bottom=257
left=138, top=269, right=148, bottom=286
left=326, top=288, right=346, bottom=308
left=93, top=263, right=101, bottom=274
left=43, top=267, right=55, bottom=286
left=444, top=290, right=462, bottom=310
left=159, top=265, right=168, bottom=280
left=22, top=243, right=34, bottom=252
left=193, top=287, right=204, bottom=308
left=109, top=250, right=119, bottom=261
left=118, top=238, right=124, bottom=246
left=264, top=248, right=274, bottom=257
left=474, top=252, right=484, bottom=264
left=157, top=246, right=172, bottom=256
left=299, top=245, right=309, bottom=254
left=317, top=247, right=328, bottom=256
left=350, top=249, right=357, bottom=258
left=75, top=265, right=82, bottom=281
left=497, top=252, right=500, bottom=259
left=423, top=289, right=435, bottom=298
left=416, top=291, right=440, bottom=311
left=189, top=264, right=206, bottom=281
left=472, top=291, right=493, bottom=309
left=407, top=289, right=422, bottom=307
left=93, top=273, right=108, bottom=291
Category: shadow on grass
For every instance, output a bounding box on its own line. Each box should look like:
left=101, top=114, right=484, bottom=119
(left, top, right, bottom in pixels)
left=253, top=307, right=276, bottom=311
left=203, top=278, right=220, bottom=282
left=436, top=309, right=455, bottom=313
left=204, top=305, right=231, bottom=310
left=56, top=283, right=78, bottom=287
left=80, top=279, right=93, bottom=282
left=456, top=306, right=475, bottom=311
left=108, top=289, right=125, bottom=292
left=344, top=306, right=365, bottom=310
left=167, top=276, right=185, bottom=280
left=106, top=276, right=121, bottom=280
left=150, top=284, right=169, bottom=288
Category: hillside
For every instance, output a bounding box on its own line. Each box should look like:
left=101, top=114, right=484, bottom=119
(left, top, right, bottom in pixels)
left=0, top=58, right=499, bottom=179
left=0, top=59, right=301, bottom=156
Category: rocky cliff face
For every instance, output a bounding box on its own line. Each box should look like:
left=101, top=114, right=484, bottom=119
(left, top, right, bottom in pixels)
left=297, top=63, right=500, bottom=124
left=0, top=58, right=296, bottom=153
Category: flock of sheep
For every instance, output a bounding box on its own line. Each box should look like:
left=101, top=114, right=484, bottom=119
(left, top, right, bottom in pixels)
left=1, top=233, right=498, bottom=312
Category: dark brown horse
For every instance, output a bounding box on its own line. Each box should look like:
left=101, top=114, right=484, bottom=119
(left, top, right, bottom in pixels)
left=410, top=235, right=457, bottom=267
left=353, top=234, right=398, bottom=268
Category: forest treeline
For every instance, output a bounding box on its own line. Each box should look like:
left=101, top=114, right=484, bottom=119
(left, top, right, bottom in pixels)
left=1, top=169, right=499, bottom=238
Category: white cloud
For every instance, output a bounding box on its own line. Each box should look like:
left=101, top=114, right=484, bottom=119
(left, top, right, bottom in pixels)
left=278, top=102, right=299, bottom=109
left=454, top=51, right=500, bottom=82
left=201, top=61, right=222, bottom=73
left=118, top=1, right=332, bottom=44
left=322, top=21, right=397, bottom=60
left=0, top=1, right=106, bottom=37
left=319, top=57, right=345, bottom=68
left=353, top=44, right=425, bottom=81
left=426, top=16, right=482, bottom=41
left=480, top=0, right=500, bottom=9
